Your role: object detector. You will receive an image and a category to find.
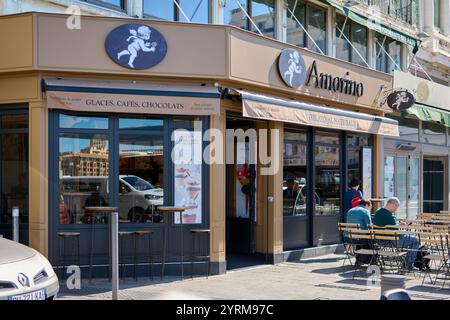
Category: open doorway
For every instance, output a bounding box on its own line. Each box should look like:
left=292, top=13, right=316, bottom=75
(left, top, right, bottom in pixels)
left=225, top=115, right=265, bottom=270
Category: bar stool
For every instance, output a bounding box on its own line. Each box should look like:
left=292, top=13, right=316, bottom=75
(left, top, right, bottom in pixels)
left=57, top=231, right=81, bottom=280
left=157, top=206, right=186, bottom=279
left=134, top=230, right=154, bottom=280
left=190, top=228, right=211, bottom=279
left=118, top=231, right=135, bottom=279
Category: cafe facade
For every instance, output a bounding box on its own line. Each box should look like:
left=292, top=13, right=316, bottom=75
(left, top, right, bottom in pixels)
left=0, top=12, right=398, bottom=276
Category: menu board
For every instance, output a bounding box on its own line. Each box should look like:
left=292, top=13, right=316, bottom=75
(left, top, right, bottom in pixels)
left=361, top=147, right=373, bottom=199
left=173, top=130, right=202, bottom=224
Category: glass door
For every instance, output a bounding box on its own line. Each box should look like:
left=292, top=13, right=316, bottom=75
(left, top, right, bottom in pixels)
left=423, top=157, right=445, bottom=213
left=0, top=112, right=29, bottom=244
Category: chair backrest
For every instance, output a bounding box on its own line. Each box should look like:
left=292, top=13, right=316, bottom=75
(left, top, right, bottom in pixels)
left=417, top=213, right=434, bottom=221
left=425, top=224, right=450, bottom=234
left=371, top=229, right=401, bottom=242
left=338, top=222, right=360, bottom=231
left=418, top=232, right=445, bottom=254
left=345, top=228, right=372, bottom=241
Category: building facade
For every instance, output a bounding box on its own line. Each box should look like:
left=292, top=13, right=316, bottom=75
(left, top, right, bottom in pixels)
left=0, top=1, right=449, bottom=276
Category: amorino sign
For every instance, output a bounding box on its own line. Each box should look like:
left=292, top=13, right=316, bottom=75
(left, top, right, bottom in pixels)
left=278, top=50, right=364, bottom=97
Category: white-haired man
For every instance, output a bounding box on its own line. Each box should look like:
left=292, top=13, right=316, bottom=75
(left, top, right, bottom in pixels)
left=374, top=197, right=420, bottom=270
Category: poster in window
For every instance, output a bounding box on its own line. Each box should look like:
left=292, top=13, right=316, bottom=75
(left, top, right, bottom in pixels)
left=361, top=147, right=372, bottom=199
left=173, top=130, right=202, bottom=224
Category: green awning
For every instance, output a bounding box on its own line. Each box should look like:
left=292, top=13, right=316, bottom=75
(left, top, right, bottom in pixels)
left=328, top=0, right=421, bottom=53
left=402, top=104, right=450, bottom=127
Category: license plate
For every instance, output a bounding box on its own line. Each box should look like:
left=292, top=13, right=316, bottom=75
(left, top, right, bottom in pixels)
left=8, top=289, right=46, bottom=300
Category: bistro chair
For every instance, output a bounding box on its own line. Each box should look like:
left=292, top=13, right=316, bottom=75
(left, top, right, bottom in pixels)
left=337, top=222, right=360, bottom=267
left=57, top=231, right=81, bottom=281
left=371, top=229, right=407, bottom=274
left=190, top=228, right=211, bottom=279
left=418, top=232, right=449, bottom=287
left=345, top=228, right=378, bottom=278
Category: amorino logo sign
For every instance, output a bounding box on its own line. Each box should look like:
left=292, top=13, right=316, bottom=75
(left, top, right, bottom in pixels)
left=105, top=23, right=168, bottom=70
left=277, top=49, right=364, bottom=97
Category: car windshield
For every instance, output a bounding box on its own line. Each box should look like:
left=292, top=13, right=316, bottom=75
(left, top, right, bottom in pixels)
left=122, top=176, right=154, bottom=191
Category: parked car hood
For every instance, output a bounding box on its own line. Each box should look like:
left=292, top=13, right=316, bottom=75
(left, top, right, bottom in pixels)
left=0, top=238, right=35, bottom=265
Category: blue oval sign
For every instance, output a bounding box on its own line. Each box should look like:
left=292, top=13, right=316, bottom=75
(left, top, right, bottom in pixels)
left=105, top=24, right=167, bottom=70
left=278, top=48, right=307, bottom=88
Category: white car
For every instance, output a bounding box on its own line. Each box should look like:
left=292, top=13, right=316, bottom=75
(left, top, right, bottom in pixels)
left=119, top=175, right=164, bottom=222
left=0, top=237, right=59, bottom=300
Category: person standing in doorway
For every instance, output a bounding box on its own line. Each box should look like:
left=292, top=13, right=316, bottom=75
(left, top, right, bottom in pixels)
left=343, top=178, right=363, bottom=217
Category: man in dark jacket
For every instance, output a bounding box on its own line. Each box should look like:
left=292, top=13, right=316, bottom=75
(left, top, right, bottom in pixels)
left=343, top=178, right=363, bottom=217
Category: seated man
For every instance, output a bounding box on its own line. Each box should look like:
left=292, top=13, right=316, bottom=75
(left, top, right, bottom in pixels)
left=374, top=197, right=420, bottom=270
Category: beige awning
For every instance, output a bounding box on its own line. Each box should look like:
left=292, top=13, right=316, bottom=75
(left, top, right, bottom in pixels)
left=43, top=78, right=221, bottom=116
left=238, top=90, right=399, bottom=137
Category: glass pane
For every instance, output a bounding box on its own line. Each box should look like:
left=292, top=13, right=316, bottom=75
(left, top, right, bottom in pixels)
left=383, top=156, right=395, bottom=198
left=335, top=15, right=350, bottom=62
left=375, top=33, right=387, bottom=73
left=387, top=38, right=401, bottom=73
left=386, top=115, right=419, bottom=142
left=283, top=131, right=307, bottom=216
left=346, top=133, right=371, bottom=148
left=286, top=0, right=306, bottom=47
left=224, top=0, right=248, bottom=30
left=423, top=158, right=444, bottom=213
left=1, top=114, right=28, bottom=129
left=408, top=157, right=419, bottom=220
left=307, top=5, right=326, bottom=54
left=422, top=122, right=446, bottom=145
left=315, top=131, right=339, bottom=145
left=119, top=118, right=163, bottom=130
left=143, top=0, right=175, bottom=20
left=351, top=22, right=367, bottom=66
left=284, top=130, right=307, bottom=142
left=179, top=0, right=209, bottom=23
left=251, top=0, right=275, bottom=38
left=396, top=156, right=407, bottom=220
left=88, top=0, right=122, bottom=8
left=59, top=114, right=108, bottom=129
left=59, top=133, right=109, bottom=224
left=119, top=120, right=164, bottom=223
left=347, top=148, right=360, bottom=183
left=315, top=144, right=340, bottom=216
left=0, top=134, right=28, bottom=225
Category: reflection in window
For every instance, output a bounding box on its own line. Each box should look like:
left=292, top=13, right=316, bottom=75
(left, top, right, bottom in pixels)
left=315, top=133, right=340, bottom=216
left=347, top=134, right=371, bottom=184
left=84, top=0, right=124, bottom=10
left=283, top=130, right=307, bottom=216
left=336, top=15, right=367, bottom=66
left=119, top=118, right=164, bottom=223
left=60, top=114, right=108, bottom=129
left=143, top=0, right=209, bottom=23
left=375, top=33, right=402, bottom=74
left=386, top=115, right=419, bottom=142
left=422, top=122, right=446, bottom=145
left=224, top=0, right=275, bottom=38
left=286, top=1, right=326, bottom=53
left=1, top=114, right=28, bottom=129
left=59, top=134, right=109, bottom=224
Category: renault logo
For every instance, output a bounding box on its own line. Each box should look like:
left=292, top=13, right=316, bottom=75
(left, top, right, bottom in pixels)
left=18, top=273, right=30, bottom=287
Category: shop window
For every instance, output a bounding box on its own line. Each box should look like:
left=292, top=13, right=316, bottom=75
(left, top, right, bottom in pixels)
left=434, top=0, right=441, bottom=33
left=421, top=121, right=446, bottom=146
left=224, top=0, right=276, bottom=38
left=283, top=129, right=308, bottom=217
left=386, top=114, right=419, bottom=142
left=83, top=0, right=125, bottom=10
left=143, top=0, right=210, bottom=24
left=118, top=117, right=164, bottom=223
left=375, top=33, right=402, bottom=74
left=286, top=1, right=327, bottom=54
left=335, top=15, right=368, bottom=66
left=59, top=133, right=110, bottom=224
left=314, top=131, right=340, bottom=216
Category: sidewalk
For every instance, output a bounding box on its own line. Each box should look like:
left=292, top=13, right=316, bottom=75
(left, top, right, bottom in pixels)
left=57, top=254, right=450, bottom=300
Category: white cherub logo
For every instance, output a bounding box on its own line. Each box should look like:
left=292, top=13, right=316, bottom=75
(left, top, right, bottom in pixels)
left=117, top=25, right=158, bottom=69
left=392, top=92, right=410, bottom=110
left=284, top=51, right=303, bottom=87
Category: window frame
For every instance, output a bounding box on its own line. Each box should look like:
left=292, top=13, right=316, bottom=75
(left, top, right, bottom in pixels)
left=335, top=14, right=368, bottom=66
left=83, top=0, right=126, bottom=12
left=142, top=0, right=211, bottom=23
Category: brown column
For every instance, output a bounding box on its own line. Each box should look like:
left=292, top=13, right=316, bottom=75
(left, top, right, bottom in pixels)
left=208, top=110, right=226, bottom=274
left=28, top=101, right=49, bottom=257
left=372, top=134, right=384, bottom=211
left=266, top=121, right=284, bottom=261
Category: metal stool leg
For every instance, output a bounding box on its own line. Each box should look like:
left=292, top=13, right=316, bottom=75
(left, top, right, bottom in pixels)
left=181, top=226, right=184, bottom=280
left=148, top=233, right=152, bottom=280
left=62, top=237, right=66, bottom=281
left=133, top=233, right=137, bottom=281
left=191, top=233, right=195, bottom=279
left=77, top=236, right=81, bottom=273
left=161, top=221, right=168, bottom=280
left=89, top=219, right=95, bottom=283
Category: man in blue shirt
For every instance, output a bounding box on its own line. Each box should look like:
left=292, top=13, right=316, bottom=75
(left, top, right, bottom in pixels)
left=346, top=199, right=372, bottom=232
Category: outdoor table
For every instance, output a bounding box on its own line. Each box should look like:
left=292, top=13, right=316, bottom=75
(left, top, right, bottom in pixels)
left=157, top=206, right=187, bottom=279
left=84, top=206, right=119, bottom=300
left=369, top=198, right=386, bottom=214
left=440, top=211, right=450, bottom=214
